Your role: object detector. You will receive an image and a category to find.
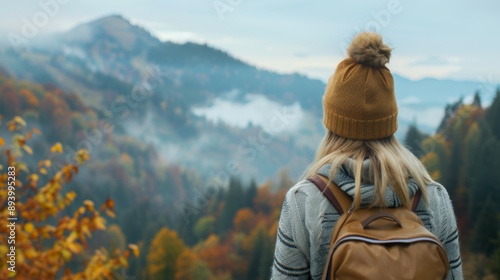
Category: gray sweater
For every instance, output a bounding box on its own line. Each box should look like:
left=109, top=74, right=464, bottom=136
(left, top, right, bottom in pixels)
left=271, top=163, right=463, bottom=279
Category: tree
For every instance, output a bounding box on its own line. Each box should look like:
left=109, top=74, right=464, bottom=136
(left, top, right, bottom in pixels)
left=472, top=91, right=482, bottom=108
left=174, top=249, right=212, bottom=280
left=404, top=122, right=429, bottom=158
left=194, top=216, right=215, bottom=240
left=491, top=233, right=500, bottom=278
left=196, top=235, right=234, bottom=277
left=244, top=178, right=258, bottom=208
left=246, top=227, right=274, bottom=280
left=437, top=98, right=463, bottom=133
left=0, top=117, right=137, bottom=279
left=147, top=227, right=187, bottom=280
left=233, top=208, right=256, bottom=232
left=471, top=198, right=499, bottom=255
left=218, top=177, right=244, bottom=232
left=485, top=88, right=500, bottom=139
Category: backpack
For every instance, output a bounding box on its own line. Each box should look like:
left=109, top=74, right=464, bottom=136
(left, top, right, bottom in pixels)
left=308, top=174, right=450, bottom=280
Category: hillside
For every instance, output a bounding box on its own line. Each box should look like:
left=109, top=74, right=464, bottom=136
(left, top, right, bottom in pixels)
left=0, top=14, right=497, bottom=181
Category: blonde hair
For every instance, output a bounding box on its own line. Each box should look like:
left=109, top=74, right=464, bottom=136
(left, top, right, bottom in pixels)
left=302, top=131, right=431, bottom=209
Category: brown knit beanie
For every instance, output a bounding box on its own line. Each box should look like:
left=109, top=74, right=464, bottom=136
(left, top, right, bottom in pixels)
left=323, top=32, right=398, bottom=140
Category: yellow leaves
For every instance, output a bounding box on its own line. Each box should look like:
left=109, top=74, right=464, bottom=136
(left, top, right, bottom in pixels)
left=75, top=149, right=90, bottom=164
left=39, top=159, right=51, bottom=168
left=65, top=191, right=77, bottom=204
left=93, top=216, right=107, bottom=231
left=14, top=135, right=33, bottom=155
left=16, top=162, right=29, bottom=174
left=61, top=249, right=72, bottom=261
left=0, top=116, right=134, bottom=280
left=25, top=222, right=39, bottom=239
left=25, top=223, right=36, bottom=234
left=81, top=223, right=91, bottom=239
left=22, top=145, right=33, bottom=155
left=128, top=244, right=140, bottom=257
left=37, top=159, right=51, bottom=175
left=53, top=165, right=79, bottom=184
left=83, top=200, right=95, bottom=212
left=77, top=206, right=86, bottom=216
left=8, top=116, right=27, bottom=131
left=28, top=174, right=39, bottom=183
left=68, top=242, right=83, bottom=254
left=105, top=210, right=116, bottom=218
left=50, top=142, right=63, bottom=154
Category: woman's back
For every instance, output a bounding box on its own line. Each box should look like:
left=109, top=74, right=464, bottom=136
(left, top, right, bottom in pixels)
left=271, top=163, right=462, bottom=279
left=271, top=32, right=463, bottom=279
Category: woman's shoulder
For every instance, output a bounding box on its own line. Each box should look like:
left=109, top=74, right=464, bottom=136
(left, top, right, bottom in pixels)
left=284, top=179, right=322, bottom=201
left=425, top=181, right=453, bottom=205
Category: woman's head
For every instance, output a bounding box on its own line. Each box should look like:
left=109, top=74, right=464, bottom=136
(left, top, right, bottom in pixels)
left=304, top=32, right=431, bottom=208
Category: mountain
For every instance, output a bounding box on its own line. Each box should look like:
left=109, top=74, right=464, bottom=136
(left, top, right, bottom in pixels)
left=63, top=14, right=160, bottom=51
left=0, top=15, right=497, bottom=180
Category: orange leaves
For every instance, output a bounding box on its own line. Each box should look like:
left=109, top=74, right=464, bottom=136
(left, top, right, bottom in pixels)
left=101, top=198, right=116, bottom=218
left=233, top=208, right=256, bottom=232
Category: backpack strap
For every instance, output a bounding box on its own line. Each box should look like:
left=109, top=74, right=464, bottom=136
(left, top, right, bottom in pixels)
left=411, top=188, right=422, bottom=211
left=309, top=174, right=423, bottom=213
left=308, top=174, right=352, bottom=215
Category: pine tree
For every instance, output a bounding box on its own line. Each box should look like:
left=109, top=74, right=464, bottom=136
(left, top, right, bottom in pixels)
left=404, top=122, right=428, bottom=158
left=437, top=98, right=463, bottom=133
left=246, top=227, right=275, bottom=280
left=472, top=91, right=482, bottom=108
left=491, top=234, right=500, bottom=279
left=485, top=88, right=500, bottom=139
left=247, top=229, right=265, bottom=280
left=471, top=198, right=499, bottom=255
left=218, top=177, right=245, bottom=232
left=245, top=178, right=258, bottom=208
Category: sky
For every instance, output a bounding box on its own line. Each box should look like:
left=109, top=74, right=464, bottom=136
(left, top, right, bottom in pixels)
left=0, top=0, right=499, bottom=83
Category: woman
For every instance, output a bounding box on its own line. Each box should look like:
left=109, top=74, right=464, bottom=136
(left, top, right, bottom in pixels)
left=271, top=32, right=463, bottom=279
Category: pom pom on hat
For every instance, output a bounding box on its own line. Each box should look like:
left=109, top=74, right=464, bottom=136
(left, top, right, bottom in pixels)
left=347, top=32, right=391, bottom=67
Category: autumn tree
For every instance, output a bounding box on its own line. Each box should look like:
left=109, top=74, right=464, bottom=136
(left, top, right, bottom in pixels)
left=194, top=216, right=215, bottom=240
left=0, top=116, right=138, bottom=280
left=147, top=227, right=187, bottom=279
left=233, top=208, right=256, bottom=233
left=174, top=248, right=212, bottom=280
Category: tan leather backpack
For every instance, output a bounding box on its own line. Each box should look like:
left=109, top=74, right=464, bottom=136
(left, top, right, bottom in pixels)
left=308, top=174, right=450, bottom=280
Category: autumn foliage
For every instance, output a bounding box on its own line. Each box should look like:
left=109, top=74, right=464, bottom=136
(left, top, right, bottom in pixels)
left=0, top=116, right=138, bottom=279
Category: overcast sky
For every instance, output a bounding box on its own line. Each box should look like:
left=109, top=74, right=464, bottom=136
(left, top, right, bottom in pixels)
left=1, top=0, right=499, bottom=83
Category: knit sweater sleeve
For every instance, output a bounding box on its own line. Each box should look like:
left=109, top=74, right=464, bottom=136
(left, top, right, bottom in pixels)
left=271, top=183, right=312, bottom=280
left=428, top=182, right=464, bottom=280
